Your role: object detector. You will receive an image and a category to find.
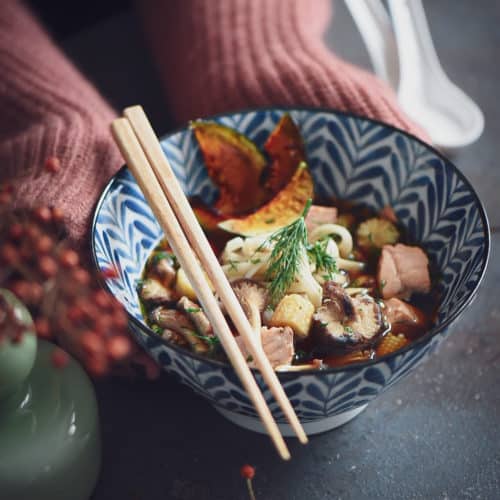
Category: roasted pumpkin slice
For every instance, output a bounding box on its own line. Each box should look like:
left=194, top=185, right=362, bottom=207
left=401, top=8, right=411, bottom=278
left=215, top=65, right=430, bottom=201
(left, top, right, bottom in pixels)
left=218, top=162, right=314, bottom=236
left=264, top=113, right=306, bottom=194
left=191, top=121, right=267, bottom=215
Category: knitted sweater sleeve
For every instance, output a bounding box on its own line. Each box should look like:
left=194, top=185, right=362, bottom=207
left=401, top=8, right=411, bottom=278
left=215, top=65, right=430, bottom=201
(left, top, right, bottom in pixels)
left=138, top=0, right=426, bottom=138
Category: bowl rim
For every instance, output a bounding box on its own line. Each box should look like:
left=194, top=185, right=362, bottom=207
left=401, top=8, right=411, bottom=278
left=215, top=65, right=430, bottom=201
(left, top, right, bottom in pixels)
left=91, top=105, right=491, bottom=376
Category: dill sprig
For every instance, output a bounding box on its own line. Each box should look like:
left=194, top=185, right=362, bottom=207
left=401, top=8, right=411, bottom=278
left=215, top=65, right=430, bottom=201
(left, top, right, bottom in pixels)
left=265, top=199, right=312, bottom=304
left=306, top=239, right=338, bottom=280
left=192, top=331, right=220, bottom=348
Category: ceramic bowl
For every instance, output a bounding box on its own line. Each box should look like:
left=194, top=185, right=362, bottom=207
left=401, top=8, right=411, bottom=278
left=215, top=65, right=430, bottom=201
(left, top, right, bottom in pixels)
left=92, top=108, right=489, bottom=436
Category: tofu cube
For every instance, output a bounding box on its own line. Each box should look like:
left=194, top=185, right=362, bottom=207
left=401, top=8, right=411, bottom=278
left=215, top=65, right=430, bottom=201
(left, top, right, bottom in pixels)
left=175, top=267, right=213, bottom=301
left=270, top=294, right=315, bottom=338
left=175, top=268, right=197, bottom=300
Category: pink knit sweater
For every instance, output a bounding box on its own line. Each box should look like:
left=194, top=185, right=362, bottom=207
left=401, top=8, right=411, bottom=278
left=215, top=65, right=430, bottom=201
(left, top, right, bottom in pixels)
left=0, top=0, right=425, bottom=244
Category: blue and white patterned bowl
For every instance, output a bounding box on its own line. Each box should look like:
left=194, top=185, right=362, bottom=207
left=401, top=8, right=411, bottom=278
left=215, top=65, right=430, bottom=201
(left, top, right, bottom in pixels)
left=92, top=108, right=489, bottom=436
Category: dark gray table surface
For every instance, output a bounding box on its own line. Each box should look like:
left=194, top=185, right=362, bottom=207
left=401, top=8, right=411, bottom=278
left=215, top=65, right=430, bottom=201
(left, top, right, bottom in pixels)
left=61, top=1, right=500, bottom=498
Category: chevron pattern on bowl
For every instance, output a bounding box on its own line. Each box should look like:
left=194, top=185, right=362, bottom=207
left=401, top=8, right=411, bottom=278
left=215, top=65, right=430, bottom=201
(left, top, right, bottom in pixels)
left=92, top=108, right=489, bottom=435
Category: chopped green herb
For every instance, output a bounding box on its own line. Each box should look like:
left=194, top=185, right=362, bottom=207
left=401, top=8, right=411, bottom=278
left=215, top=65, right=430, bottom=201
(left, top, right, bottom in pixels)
left=186, top=307, right=202, bottom=313
left=344, top=325, right=354, bottom=334
left=264, top=197, right=312, bottom=304
left=192, top=331, right=220, bottom=347
left=306, top=239, right=338, bottom=280
left=319, top=321, right=329, bottom=327
left=227, top=259, right=239, bottom=272
left=250, top=257, right=262, bottom=265
left=246, top=355, right=254, bottom=363
left=265, top=218, right=276, bottom=224
left=151, top=324, right=163, bottom=334
left=135, top=279, right=144, bottom=291
left=152, top=251, right=175, bottom=265
left=380, top=279, right=387, bottom=290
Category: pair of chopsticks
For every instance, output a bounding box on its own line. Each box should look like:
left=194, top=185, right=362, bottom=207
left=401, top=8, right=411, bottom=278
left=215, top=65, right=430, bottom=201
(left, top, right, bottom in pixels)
left=111, top=106, right=308, bottom=460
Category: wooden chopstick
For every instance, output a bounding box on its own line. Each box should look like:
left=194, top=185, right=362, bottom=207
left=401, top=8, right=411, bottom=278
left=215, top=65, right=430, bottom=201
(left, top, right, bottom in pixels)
left=123, top=105, right=308, bottom=445
left=111, top=118, right=291, bottom=460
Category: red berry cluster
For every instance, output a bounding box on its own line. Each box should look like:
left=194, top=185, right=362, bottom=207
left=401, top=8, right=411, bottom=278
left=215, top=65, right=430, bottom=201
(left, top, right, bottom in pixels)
left=0, top=184, right=134, bottom=376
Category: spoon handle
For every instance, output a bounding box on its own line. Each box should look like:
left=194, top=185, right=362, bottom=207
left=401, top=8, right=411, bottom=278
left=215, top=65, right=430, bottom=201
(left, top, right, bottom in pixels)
left=344, top=0, right=399, bottom=90
left=387, top=0, right=446, bottom=93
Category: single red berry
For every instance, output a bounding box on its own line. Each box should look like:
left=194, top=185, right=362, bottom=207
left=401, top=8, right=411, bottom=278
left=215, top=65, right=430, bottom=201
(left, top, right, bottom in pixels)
left=35, top=317, right=51, bottom=339
left=101, top=266, right=119, bottom=279
left=8, top=223, right=24, bottom=240
left=67, top=305, right=85, bottom=323
left=0, top=191, right=12, bottom=205
left=45, top=156, right=61, bottom=173
left=86, top=354, right=109, bottom=377
left=80, top=330, right=104, bottom=355
left=39, top=255, right=58, bottom=277
left=33, top=206, right=52, bottom=223
left=112, top=310, right=128, bottom=329
left=51, top=347, right=70, bottom=368
left=93, top=289, right=111, bottom=309
left=80, top=302, right=99, bottom=323
left=10, top=281, right=30, bottom=302
left=35, top=235, right=53, bottom=254
left=51, top=206, right=65, bottom=223
left=72, top=268, right=91, bottom=285
left=0, top=243, right=18, bottom=265
left=93, top=315, right=112, bottom=334
left=107, top=335, right=132, bottom=361
left=20, top=244, right=34, bottom=261
left=28, top=283, right=44, bottom=303
left=59, top=249, right=79, bottom=268
left=25, top=223, right=41, bottom=241
left=240, top=465, right=255, bottom=480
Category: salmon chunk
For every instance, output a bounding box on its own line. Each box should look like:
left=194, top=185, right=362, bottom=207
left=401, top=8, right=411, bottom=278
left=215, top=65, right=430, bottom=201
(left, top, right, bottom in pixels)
left=378, top=244, right=431, bottom=299
left=384, top=298, right=429, bottom=337
left=236, top=326, right=295, bottom=368
left=305, top=205, right=338, bottom=233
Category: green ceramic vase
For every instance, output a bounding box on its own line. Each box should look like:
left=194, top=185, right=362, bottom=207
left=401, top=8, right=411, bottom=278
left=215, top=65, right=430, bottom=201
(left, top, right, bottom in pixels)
left=0, top=289, right=101, bottom=500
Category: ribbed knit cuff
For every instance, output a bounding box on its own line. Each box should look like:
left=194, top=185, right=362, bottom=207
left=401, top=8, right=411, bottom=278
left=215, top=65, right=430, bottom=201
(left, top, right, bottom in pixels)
left=0, top=1, right=122, bottom=244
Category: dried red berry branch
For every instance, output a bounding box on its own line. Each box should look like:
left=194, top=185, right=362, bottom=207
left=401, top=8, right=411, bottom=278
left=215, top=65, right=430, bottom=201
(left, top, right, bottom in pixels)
left=240, top=464, right=257, bottom=500
left=0, top=162, right=160, bottom=379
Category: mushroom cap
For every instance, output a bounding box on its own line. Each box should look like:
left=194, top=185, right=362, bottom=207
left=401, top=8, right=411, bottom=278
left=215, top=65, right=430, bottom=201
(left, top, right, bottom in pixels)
left=312, top=282, right=386, bottom=356
left=232, top=279, right=269, bottom=313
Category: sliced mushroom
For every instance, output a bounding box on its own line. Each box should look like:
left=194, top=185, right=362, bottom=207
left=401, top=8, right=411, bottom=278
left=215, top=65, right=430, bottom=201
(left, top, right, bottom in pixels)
left=177, top=296, right=214, bottom=338
left=160, top=328, right=189, bottom=347
left=138, top=278, right=176, bottom=305
left=150, top=307, right=208, bottom=354
left=323, top=281, right=356, bottom=320
left=232, top=279, right=269, bottom=336
left=311, top=282, right=385, bottom=356
left=349, top=295, right=385, bottom=341
left=154, top=257, right=176, bottom=287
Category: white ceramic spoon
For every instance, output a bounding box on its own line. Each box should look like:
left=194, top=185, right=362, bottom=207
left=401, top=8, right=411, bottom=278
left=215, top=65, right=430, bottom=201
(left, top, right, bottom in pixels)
left=387, top=0, right=484, bottom=149
left=344, top=0, right=399, bottom=90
